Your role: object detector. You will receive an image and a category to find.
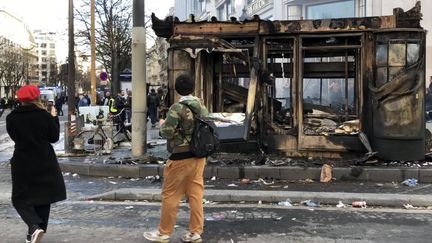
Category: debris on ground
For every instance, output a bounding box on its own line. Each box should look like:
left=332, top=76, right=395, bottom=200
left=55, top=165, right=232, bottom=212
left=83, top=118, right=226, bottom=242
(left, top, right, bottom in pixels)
left=403, top=204, right=417, bottom=209
left=402, top=178, right=418, bottom=187
left=63, top=172, right=71, bottom=176
left=269, top=185, right=281, bottom=188
left=351, top=201, right=367, bottom=208
left=130, top=178, right=140, bottom=181
left=258, top=200, right=262, bottom=205
left=301, top=200, right=320, bottom=207
left=376, top=183, right=384, bottom=187
left=109, top=181, right=117, bottom=185
left=125, top=206, right=134, bottom=209
left=254, top=178, right=274, bottom=185
left=240, top=178, right=251, bottom=184
left=320, top=164, right=333, bottom=183
left=202, top=198, right=215, bottom=205
left=227, top=183, right=238, bottom=187
left=278, top=199, right=293, bottom=207
left=72, top=173, right=79, bottom=177
left=268, top=158, right=291, bottom=166
left=145, top=175, right=161, bottom=183
left=274, top=216, right=283, bottom=221
left=336, top=201, right=347, bottom=208
left=211, top=176, right=217, bottom=181
left=299, top=178, right=314, bottom=184
left=212, top=213, right=226, bottom=221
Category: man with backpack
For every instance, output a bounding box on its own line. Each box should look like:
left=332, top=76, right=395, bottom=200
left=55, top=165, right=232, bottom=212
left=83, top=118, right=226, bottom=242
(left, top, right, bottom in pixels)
left=144, top=74, right=210, bottom=243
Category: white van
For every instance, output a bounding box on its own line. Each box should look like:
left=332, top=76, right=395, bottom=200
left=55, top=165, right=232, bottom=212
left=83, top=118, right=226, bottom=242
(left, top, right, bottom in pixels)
left=40, top=89, right=56, bottom=102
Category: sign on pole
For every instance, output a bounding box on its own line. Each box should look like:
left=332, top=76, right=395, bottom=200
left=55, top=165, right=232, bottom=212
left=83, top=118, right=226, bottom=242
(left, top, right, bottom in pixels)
left=100, top=71, right=108, bottom=81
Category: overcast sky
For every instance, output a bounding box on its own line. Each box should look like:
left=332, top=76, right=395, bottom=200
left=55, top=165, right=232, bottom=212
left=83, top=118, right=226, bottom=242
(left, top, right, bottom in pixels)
left=0, top=0, right=174, bottom=61
left=0, top=0, right=174, bottom=31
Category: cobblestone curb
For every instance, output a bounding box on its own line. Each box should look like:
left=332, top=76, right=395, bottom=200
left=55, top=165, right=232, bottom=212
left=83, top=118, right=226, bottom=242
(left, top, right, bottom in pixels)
left=59, top=161, right=432, bottom=183
left=87, top=188, right=432, bottom=207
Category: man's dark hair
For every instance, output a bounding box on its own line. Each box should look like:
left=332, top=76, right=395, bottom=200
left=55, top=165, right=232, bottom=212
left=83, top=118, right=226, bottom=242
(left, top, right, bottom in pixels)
left=175, top=74, right=194, bottom=96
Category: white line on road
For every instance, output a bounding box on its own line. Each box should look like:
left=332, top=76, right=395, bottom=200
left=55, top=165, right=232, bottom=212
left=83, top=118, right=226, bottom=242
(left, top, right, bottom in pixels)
left=0, top=133, right=65, bottom=152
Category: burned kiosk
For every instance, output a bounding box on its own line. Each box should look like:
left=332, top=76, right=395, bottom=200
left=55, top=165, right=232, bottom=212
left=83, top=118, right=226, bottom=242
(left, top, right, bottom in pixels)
left=152, top=3, right=426, bottom=161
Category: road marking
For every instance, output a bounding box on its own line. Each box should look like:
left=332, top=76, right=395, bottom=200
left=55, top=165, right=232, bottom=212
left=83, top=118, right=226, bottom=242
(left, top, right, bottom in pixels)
left=0, top=133, right=65, bottom=152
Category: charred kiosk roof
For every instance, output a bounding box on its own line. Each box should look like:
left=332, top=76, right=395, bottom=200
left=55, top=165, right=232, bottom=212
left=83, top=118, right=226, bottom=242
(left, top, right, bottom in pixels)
left=152, top=1, right=422, bottom=39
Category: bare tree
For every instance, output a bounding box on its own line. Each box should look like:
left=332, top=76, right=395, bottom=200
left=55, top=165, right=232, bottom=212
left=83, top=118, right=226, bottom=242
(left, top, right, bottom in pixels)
left=47, top=58, right=59, bottom=86
left=0, top=47, right=28, bottom=98
left=75, top=0, right=132, bottom=94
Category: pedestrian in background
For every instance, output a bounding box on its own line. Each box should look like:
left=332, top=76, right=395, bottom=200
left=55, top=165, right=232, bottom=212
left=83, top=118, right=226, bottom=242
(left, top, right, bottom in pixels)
left=6, top=85, right=66, bottom=243
left=0, top=97, right=5, bottom=117
left=103, top=91, right=111, bottom=106
left=54, top=94, right=64, bottom=116
left=84, top=92, right=91, bottom=105
left=144, top=74, right=208, bottom=243
left=157, top=87, right=168, bottom=120
left=125, top=90, right=132, bottom=123
left=77, top=92, right=89, bottom=107
left=147, top=88, right=159, bottom=128
left=114, top=90, right=126, bottom=128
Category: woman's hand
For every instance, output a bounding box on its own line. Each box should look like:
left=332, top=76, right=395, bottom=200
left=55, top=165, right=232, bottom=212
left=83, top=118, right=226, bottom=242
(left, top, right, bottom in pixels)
left=50, top=107, right=57, bottom=117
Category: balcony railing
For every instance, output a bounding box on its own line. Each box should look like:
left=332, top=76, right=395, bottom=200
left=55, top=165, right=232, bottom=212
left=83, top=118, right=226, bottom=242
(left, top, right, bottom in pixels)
left=246, top=0, right=273, bottom=15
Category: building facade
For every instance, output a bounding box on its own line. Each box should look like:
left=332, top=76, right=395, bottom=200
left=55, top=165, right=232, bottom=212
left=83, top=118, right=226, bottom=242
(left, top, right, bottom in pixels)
left=0, top=9, right=37, bottom=97
left=174, top=0, right=431, bottom=86
left=33, top=30, right=58, bottom=85
left=147, top=37, right=169, bottom=87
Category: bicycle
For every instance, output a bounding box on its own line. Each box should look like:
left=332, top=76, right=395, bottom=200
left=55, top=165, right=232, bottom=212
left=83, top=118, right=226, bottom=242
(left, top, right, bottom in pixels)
left=75, top=109, right=112, bottom=153
left=75, top=108, right=133, bottom=153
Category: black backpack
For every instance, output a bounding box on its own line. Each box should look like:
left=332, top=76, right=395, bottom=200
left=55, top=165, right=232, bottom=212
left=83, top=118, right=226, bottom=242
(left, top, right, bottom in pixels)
left=182, top=103, right=219, bottom=158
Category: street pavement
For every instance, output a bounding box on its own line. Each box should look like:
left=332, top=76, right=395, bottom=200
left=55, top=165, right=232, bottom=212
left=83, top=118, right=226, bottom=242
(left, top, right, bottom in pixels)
left=1, top=107, right=432, bottom=242
left=2, top=164, right=432, bottom=242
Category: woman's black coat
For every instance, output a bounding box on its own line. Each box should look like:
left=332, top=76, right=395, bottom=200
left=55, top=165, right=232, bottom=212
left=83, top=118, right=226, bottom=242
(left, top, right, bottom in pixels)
left=6, top=104, right=66, bottom=206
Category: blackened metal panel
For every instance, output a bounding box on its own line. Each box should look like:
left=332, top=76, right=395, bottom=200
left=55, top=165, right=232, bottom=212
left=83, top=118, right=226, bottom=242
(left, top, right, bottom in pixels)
left=370, top=31, right=425, bottom=160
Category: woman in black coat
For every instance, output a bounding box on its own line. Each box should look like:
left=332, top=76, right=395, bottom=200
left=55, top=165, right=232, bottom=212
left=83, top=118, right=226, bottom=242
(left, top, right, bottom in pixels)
left=6, top=85, right=66, bottom=243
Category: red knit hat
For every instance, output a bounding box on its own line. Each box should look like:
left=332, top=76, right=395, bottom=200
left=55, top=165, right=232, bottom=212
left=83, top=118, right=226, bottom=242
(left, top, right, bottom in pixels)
left=17, top=85, right=40, bottom=102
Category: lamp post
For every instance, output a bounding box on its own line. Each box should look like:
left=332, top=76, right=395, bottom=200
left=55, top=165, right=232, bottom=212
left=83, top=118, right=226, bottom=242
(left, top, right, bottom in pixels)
left=66, top=0, right=76, bottom=152
left=132, top=0, right=147, bottom=156
left=90, top=0, right=97, bottom=105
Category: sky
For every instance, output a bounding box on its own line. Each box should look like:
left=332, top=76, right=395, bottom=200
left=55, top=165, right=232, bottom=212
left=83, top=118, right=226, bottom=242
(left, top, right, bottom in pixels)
left=0, top=0, right=174, bottom=62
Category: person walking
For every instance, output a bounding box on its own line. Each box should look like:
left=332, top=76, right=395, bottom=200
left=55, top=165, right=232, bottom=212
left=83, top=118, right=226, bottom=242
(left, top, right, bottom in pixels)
left=54, top=94, right=64, bottom=116
left=147, top=88, right=159, bottom=127
left=144, top=74, right=208, bottom=243
left=6, top=85, right=66, bottom=243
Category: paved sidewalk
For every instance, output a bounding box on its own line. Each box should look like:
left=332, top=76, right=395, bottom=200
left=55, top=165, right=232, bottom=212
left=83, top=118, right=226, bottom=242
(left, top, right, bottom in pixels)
left=58, top=160, right=432, bottom=183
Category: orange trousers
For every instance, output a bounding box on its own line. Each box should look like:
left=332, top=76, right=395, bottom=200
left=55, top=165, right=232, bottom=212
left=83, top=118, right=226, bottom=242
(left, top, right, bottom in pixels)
left=158, top=157, right=206, bottom=235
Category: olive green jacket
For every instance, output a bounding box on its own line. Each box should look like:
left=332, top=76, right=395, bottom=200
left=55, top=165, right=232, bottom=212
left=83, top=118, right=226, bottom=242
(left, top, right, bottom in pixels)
left=160, top=95, right=209, bottom=153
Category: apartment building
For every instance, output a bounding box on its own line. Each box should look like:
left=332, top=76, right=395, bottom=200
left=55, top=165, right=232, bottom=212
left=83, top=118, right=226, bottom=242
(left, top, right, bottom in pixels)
left=34, top=30, right=58, bottom=85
